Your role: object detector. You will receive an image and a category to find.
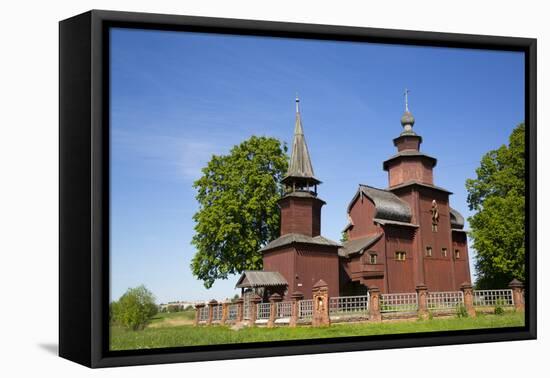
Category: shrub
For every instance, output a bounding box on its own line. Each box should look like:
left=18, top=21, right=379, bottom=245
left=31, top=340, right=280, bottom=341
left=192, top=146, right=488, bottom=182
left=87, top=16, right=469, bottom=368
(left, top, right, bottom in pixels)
left=494, top=298, right=506, bottom=315
left=167, top=304, right=183, bottom=313
left=111, top=285, right=158, bottom=330
left=456, top=305, right=469, bottom=318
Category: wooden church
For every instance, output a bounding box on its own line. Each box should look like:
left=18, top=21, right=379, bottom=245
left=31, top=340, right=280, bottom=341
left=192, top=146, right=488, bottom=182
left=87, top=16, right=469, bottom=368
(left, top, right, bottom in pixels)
left=236, top=94, right=471, bottom=300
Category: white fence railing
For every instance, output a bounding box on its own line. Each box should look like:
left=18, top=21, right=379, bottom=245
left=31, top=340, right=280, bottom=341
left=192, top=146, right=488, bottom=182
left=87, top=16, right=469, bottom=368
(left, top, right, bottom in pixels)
left=277, top=301, right=292, bottom=318
left=212, top=305, right=223, bottom=321
left=299, top=299, right=313, bottom=319
left=257, top=302, right=271, bottom=320
left=198, top=306, right=209, bottom=322
left=228, top=304, right=238, bottom=320
left=329, top=295, right=369, bottom=316
left=473, top=289, right=514, bottom=307
left=428, top=291, right=464, bottom=311
left=380, top=293, right=418, bottom=313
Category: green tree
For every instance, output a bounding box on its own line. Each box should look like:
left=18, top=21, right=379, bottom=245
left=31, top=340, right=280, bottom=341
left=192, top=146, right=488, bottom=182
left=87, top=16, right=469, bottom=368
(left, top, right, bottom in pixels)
left=191, top=136, right=288, bottom=288
left=340, top=230, right=348, bottom=243
left=466, top=123, right=525, bottom=289
left=111, top=285, right=158, bottom=330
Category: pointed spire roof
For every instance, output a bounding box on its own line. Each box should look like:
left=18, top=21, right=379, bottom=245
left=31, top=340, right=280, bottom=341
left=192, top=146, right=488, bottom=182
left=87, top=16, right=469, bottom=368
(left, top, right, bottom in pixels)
left=282, top=96, right=321, bottom=186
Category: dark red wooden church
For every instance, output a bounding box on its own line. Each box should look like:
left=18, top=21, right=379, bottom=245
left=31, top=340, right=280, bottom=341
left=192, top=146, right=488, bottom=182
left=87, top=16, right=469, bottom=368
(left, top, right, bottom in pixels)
left=236, top=94, right=471, bottom=300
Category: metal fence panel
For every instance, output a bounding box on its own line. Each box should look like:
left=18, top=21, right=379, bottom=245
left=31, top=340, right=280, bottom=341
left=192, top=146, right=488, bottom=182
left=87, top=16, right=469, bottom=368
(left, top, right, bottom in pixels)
left=299, top=299, right=313, bottom=319
left=257, top=302, right=271, bottom=319
left=198, top=306, right=209, bottom=322
left=427, top=291, right=464, bottom=310
left=212, top=305, right=223, bottom=321
left=228, top=304, right=238, bottom=320
left=474, top=289, right=514, bottom=307
left=277, top=301, right=292, bottom=318
left=380, top=292, right=418, bottom=313
left=329, top=295, right=369, bottom=316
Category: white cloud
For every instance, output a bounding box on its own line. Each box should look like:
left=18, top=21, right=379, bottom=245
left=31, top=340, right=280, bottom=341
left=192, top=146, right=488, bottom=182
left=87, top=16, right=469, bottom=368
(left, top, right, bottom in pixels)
left=112, top=129, right=223, bottom=182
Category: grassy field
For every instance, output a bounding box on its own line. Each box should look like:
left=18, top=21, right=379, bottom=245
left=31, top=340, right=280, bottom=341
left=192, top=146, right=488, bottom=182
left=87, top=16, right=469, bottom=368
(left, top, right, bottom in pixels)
left=148, top=310, right=196, bottom=327
left=110, top=311, right=524, bottom=351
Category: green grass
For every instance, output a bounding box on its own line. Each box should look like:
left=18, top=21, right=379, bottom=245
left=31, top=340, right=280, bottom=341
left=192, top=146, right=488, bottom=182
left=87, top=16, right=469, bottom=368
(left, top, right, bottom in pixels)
left=110, top=311, right=524, bottom=351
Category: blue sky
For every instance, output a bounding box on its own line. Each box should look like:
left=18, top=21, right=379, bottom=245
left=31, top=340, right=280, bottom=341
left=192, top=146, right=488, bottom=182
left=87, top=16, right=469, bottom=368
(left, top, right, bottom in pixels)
left=109, top=28, right=524, bottom=304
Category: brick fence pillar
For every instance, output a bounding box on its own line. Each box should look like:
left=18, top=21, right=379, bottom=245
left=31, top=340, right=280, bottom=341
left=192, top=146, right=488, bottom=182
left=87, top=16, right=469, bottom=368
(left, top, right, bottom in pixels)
left=220, top=301, right=229, bottom=325
left=268, top=293, right=282, bottom=328
left=416, top=284, right=429, bottom=320
left=290, top=291, right=304, bottom=328
left=460, top=282, right=476, bottom=318
left=509, top=279, right=525, bottom=311
left=249, top=294, right=262, bottom=326
left=207, top=299, right=217, bottom=326
left=368, top=286, right=381, bottom=322
left=194, top=303, right=205, bottom=326
left=235, top=297, right=244, bottom=322
left=312, top=280, right=330, bottom=327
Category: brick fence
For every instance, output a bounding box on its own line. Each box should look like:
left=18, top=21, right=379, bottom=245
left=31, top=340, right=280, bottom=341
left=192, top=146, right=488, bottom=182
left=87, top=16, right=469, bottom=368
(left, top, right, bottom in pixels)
left=195, top=279, right=524, bottom=327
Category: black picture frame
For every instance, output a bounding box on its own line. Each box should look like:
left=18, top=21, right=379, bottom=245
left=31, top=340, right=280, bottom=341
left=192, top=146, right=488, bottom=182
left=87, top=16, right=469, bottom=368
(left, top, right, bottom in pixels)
left=59, top=9, right=537, bottom=368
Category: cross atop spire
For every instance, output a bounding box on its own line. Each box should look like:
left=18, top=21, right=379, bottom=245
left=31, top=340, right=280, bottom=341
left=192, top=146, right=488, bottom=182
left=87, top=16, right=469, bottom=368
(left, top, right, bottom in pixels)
left=282, top=96, right=321, bottom=191
left=400, top=88, right=416, bottom=135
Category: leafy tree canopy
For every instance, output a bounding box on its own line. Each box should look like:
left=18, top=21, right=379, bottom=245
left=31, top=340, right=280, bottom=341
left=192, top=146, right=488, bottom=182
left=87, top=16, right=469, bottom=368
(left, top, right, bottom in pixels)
left=466, top=123, right=525, bottom=289
left=111, top=285, right=158, bottom=330
left=191, top=136, right=288, bottom=288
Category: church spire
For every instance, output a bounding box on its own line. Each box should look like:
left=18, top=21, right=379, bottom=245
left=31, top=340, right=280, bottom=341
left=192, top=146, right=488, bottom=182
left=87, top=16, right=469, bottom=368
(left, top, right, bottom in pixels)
left=282, top=96, right=321, bottom=191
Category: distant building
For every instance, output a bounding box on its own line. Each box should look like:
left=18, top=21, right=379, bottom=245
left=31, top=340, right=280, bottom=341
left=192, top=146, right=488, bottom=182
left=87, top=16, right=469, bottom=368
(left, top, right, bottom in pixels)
left=236, top=94, right=471, bottom=300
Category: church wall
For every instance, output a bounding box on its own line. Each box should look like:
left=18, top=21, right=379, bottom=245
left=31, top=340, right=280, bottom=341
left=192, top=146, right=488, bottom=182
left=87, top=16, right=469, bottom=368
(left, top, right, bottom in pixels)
left=384, top=226, right=416, bottom=293
left=262, top=246, right=296, bottom=299
left=452, top=230, right=472, bottom=287
left=295, top=244, right=340, bottom=298
left=340, top=237, right=386, bottom=293
left=417, top=189, right=457, bottom=291
left=347, top=196, right=379, bottom=239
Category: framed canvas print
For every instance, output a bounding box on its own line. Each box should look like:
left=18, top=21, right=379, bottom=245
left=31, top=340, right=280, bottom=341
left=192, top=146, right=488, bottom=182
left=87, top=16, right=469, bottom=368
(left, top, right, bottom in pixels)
left=59, top=10, right=537, bottom=368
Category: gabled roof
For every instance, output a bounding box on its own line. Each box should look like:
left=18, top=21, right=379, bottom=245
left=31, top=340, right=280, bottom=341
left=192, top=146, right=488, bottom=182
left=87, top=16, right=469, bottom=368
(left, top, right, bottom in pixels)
left=235, top=271, right=288, bottom=288
left=450, top=207, right=465, bottom=229
left=347, top=185, right=412, bottom=223
left=261, top=233, right=341, bottom=253
left=338, top=233, right=383, bottom=258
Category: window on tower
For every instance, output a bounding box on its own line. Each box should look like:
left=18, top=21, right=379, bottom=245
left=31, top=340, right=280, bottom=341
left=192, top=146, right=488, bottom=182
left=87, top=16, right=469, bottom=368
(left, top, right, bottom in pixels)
left=395, top=251, right=406, bottom=261
left=442, top=248, right=448, bottom=257
left=369, top=253, right=377, bottom=264
left=455, top=249, right=460, bottom=259
left=426, top=246, right=432, bottom=257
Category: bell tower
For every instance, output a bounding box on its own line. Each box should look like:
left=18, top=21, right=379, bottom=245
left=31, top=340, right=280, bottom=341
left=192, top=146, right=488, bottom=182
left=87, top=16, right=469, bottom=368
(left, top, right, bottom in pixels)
left=279, top=96, right=326, bottom=237
left=383, top=89, right=437, bottom=187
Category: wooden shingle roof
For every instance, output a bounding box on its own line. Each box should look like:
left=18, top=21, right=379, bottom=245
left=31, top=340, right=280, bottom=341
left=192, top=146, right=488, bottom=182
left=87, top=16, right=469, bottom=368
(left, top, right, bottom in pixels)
left=235, top=271, right=288, bottom=288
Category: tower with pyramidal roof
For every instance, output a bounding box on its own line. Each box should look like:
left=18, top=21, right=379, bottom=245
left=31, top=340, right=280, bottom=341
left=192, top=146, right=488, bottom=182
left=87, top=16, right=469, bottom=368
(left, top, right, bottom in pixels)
left=236, top=97, right=341, bottom=301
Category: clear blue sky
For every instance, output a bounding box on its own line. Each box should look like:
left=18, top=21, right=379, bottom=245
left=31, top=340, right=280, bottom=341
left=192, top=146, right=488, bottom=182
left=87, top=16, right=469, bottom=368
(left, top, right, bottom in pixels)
left=109, top=28, right=524, bottom=304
